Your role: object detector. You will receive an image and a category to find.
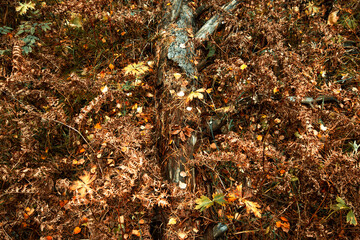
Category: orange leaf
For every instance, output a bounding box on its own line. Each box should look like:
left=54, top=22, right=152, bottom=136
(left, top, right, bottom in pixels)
left=281, top=221, right=290, bottom=232
left=179, top=131, right=186, bottom=142
left=74, top=226, right=81, bottom=234
left=109, top=63, right=115, bottom=70
left=327, top=10, right=339, bottom=25
left=171, top=129, right=181, bottom=135
left=276, top=221, right=282, bottom=228
left=94, top=123, right=102, bottom=129
left=79, top=148, right=86, bottom=153
left=45, top=236, right=53, bottom=240
left=59, top=200, right=69, bottom=208
left=80, top=217, right=88, bottom=224
left=183, top=126, right=194, bottom=137
left=280, top=216, right=289, bottom=222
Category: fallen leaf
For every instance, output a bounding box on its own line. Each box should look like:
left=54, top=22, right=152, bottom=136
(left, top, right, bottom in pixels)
left=244, top=199, right=262, bottom=218
left=168, top=217, right=177, bottom=225
left=174, top=73, right=182, bottom=79
left=73, top=226, right=81, bottom=234
left=328, top=10, right=339, bottom=25
left=132, top=229, right=141, bottom=236
left=178, top=231, right=188, bottom=239
left=195, top=195, right=213, bottom=211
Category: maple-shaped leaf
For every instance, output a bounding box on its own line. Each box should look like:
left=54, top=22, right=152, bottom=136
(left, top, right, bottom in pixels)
left=195, top=195, right=213, bottom=211
left=306, top=2, right=319, bottom=16
left=244, top=199, right=262, bottom=218
left=347, top=210, right=358, bottom=226
left=16, top=1, right=36, bottom=15
left=212, top=193, right=227, bottom=206
left=123, top=62, right=149, bottom=77
left=70, top=171, right=96, bottom=198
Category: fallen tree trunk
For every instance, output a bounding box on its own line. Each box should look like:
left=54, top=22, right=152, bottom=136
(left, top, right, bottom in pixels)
left=156, top=0, right=240, bottom=188
left=154, top=0, right=240, bottom=239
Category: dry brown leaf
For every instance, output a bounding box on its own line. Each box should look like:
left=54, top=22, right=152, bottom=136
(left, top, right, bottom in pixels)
left=328, top=10, right=339, bottom=25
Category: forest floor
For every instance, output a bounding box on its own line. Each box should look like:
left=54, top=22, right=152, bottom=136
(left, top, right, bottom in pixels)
left=1, top=0, right=360, bottom=239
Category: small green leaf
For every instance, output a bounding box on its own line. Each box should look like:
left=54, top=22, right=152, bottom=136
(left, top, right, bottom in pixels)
left=346, top=210, right=358, bottom=226
left=0, top=26, right=13, bottom=35
left=206, top=43, right=216, bottom=58
left=212, top=193, right=227, bottom=206
left=41, top=23, right=51, bottom=32
left=335, top=196, right=349, bottom=210
left=195, top=195, right=213, bottom=211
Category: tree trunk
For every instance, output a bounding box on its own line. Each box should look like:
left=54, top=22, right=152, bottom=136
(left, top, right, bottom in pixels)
left=154, top=0, right=239, bottom=238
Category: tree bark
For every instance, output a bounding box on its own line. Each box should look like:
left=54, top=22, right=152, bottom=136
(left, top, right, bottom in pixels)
left=154, top=0, right=240, bottom=238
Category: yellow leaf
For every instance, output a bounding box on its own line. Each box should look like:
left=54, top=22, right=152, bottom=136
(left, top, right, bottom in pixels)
left=195, top=88, right=206, bottom=93
left=173, top=73, right=182, bottom=79
left=73, top=226, right=81, bottom=234
left=273, top=87, right=279, bottom=94
left=101, top=85, right=108, bottom=93
left=257, top=135, right=263, bottom=141
left=132, top=230, right=141, bottom=236
left=168, top=217, right=177, bottom=225
left=16, top=1, right=36, bottom=15
left=94, top=123, right=102, bottom=129
left=123, top=62, right=149, bottom=77
left=186, top=92, right=204, bottom=103
left=244, top=199, right=262, bottom=218
left=109, top=63, right=115, bottom=70
left=240, top=64, right=247, bottom=70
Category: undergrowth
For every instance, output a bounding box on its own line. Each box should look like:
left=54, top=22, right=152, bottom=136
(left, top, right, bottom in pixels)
left=0, top=0, right=359, bottom=239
